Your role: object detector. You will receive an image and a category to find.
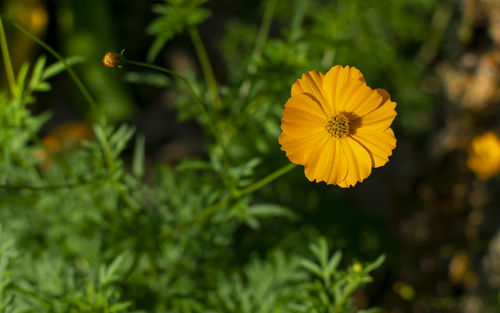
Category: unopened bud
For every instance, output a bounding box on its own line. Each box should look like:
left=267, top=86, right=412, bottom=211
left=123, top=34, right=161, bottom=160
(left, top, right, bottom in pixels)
left=352, top=262, right=362, bottom=273
left=102, top=51, right=122, bottom=69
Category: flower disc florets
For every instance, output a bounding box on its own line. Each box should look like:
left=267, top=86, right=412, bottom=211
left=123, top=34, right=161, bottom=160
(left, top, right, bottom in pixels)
left=326, top=115, right=350, bottom=138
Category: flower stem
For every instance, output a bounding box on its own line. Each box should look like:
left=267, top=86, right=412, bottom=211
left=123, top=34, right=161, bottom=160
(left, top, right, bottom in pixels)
left=0, top=18, right=16, bottom=98
left=238, top=0, right=278, bottom=98
left=188, top=27, right=221, bottom=108
left=170, top=163, right=297, bottom=237
left=252, top=0, right=278, bottom=64
left=3, top=16, right=116, bottom=173
left=236, top=163, right=297, bottom=197
left=3, top=17, right=99, bottom=120
left=0, top=177, right=106, bottom=191
left=123, top=58, right=232, bottom=175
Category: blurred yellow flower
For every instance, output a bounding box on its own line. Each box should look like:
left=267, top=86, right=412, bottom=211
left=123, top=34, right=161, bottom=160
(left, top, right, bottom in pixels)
left=34, top=122, right=93, bottom=171
left=467, top=131, right=500, bottom=180
left=279, top=65, right=397, bottom=187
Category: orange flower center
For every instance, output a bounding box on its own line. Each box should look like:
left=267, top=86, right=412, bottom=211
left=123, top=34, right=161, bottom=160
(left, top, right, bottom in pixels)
left=326, top=115, right=350, bottom=138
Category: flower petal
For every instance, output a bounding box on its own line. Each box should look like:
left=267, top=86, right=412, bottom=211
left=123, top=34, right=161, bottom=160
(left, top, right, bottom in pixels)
left=305, top=136, right=347, bottom=184
left=304, top=135, right=333, bottom=182
left=284, top=94, right=328, bottom=120
left=291, top=71, right=331, bottom=118
left=337, top=138, right=373, bottom=187
left=345, top=85, right=384, bottom=118
left=358, top=89, right=397, bottom=131
left=325, top=139, right=349, bottom=184
left=322, top=65, right=366, bottom=116
left=352, top=128, right=396, bottom=168
left=279, top=132, right=328, bottom=165
left=304, top=137, right=349, bottom=185
left=281, top=95, right=327, bottom=138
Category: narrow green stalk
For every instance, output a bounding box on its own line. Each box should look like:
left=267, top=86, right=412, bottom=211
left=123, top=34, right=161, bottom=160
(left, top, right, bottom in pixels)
left=252, top=0, right=278, bottom=63
left=4, top=16, right=116, bottom=173
left=93, top=125, right=116, bottom=171
left=172, top=196, right=230, bottom=235
left=418, top=3, right=452, bottom=65
left=169, top=163, right=297, bottom=237
left=239, top=0, right=278, bottom=98
left=3, top=17, right=99, bottom=120
left=0, top=177, right=106, bottom=191
left=236, top=163, right=296, bottom=197
left=11, top=283, right=57, bottom=307
left=0, top=183, right=80, bottom=191
left=124, top=58, right=232, bottom=173
left=188, top=27, right=220, bottom=108
left=124, top=59, right=212, bottom=130
left=0, top=18, right=16, bottom=97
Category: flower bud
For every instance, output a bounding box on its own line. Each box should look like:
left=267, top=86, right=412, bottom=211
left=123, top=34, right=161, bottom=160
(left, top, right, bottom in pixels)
left=352, top=262, right=363, bottom=273
left=102, top=51, right=122, bottom=69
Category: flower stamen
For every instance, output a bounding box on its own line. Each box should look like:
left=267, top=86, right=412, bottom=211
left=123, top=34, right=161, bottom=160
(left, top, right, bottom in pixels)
left=326, top=115, right=350, bottom=138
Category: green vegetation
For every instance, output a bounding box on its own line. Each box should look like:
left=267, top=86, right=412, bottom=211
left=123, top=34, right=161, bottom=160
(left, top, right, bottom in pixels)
left=1, top=0, right=500, bottom=312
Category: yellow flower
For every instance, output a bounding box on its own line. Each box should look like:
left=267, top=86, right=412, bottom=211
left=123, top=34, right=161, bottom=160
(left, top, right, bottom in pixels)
left=467, top=131, right=500, bottom=180
left=279, top=65, right=397, bottom=187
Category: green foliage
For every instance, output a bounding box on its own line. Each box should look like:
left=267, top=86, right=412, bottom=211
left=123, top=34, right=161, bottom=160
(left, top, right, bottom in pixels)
left=209, top=239, right=384, bottom=313
left=0, top=0, right=440, bottom=311
left=208, top=251, right=303, bottom=313
left=0, top=51, right=384, bottom=312
left=147, top=0, right=211, bottom=62
left=0, top=234, right=15, bottom=313
left=294, top=239, right=385, bottom=313
left=0, top=240, right=133, bottom=313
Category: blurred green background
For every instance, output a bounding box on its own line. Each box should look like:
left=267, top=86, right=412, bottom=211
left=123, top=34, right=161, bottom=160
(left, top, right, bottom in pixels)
left=1, top=0, right=500, bottom=312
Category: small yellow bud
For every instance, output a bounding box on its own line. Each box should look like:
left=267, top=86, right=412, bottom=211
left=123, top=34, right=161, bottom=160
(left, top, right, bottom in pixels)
left=352, top=262, right=362, bottom=273
left=102, top=51, right=122, bottom=69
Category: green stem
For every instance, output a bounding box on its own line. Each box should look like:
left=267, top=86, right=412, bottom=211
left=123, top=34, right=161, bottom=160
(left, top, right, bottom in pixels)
left=124, top=58, right=232, bottom=174
left=188, top=27, right=220, bottom=108
left=124, top=60, right=211, bottom=128
left=170, top=163, right=297, bottom=237
left=11, top=283, right=59, bottom=307
left=335, top=283, right=358, bottom=313
left=417, top=3, right=452, bottom=65
left=0, top=18, right=16, bottom=98
left=4, top=16, right=119, bottom=173
left=3, top=17, right=99, bottom=120
left=238, top=0, right=278, bottom=98
left=252, top=0, right=278, bottom=63
left=0, top=177, right=106, bottom=191
left=172, top=196, right=230, bottom=235
left=93, top=124, right=116, bottom=171
left=237, top=163, right=296, bottom=197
